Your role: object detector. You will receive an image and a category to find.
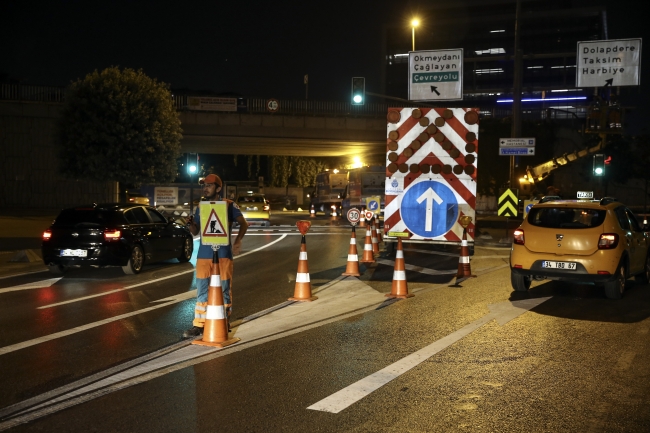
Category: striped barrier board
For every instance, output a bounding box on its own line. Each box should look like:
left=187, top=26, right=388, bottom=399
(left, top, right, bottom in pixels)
left=384, top=107, right=479, bottom=243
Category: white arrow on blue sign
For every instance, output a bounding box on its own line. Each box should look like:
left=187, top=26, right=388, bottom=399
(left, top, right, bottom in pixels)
left=368, top=200, right=379, bottom=212
left=401, top=180, right=458, bottom=238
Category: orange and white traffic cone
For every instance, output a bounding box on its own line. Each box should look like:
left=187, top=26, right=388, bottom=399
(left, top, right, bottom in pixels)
left=455, top=228, right=476, bottom=284
left=289, top=235, right=318, bottom=301
left=193, top=252, right=240, bottom=348
left=359, top=224, right=376, bottom=264
left=374, top=214, right=383, bottom=243
left=371, top=218, right=380, bottom=254
left=342, top=226, right=362, bottom=277
left=310, top=204, right=316, bottom=218
left=386, top=238, right=413, bottom=299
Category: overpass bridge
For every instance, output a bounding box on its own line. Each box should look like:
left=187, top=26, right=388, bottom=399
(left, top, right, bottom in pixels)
left=1, top=84, right=402, bottom=164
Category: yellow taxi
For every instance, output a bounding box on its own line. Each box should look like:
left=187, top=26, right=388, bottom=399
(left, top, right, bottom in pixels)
left=510, top=197, right=650, bottom=299
left=236, top=193, right=271, bottom=226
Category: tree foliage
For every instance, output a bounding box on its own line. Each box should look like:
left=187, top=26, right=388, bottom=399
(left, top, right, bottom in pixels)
left=58, top=67, right=182, bottom=185
left=268, top=156, right=327, bottom=187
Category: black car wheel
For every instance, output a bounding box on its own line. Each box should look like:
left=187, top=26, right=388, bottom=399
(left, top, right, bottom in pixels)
left=122, top=245, right=144, bottom=275
left=604, top=262, right=626, bottom=299
left=178, top=237, right=192, bottom=263
left=48, top=264, right=68, bottom=275
left=511, top=271, right=532, bottom=292
left=635, top=252, right=650, bottom=284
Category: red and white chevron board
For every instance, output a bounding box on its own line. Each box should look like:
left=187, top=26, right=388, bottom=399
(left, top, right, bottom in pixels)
left=384, top=107, right=479, bottom=242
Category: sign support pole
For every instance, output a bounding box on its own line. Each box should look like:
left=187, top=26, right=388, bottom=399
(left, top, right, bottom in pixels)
left=510, top=0, right=522, bottom=188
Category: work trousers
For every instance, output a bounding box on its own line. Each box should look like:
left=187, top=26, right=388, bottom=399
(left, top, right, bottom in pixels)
left=192, top=257, right=233, bottom=328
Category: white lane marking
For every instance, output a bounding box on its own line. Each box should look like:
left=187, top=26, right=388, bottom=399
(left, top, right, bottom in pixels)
left=307, top=297, right=551, bottom=413
left=0, top=269, right=48, bottom=280
left=376, top=259, right=457, bottom=275
left=37, top=270, right=194, bottom=309
left=37, top=234, right=289, bottom=309
left=235, top=234, right=286, bottom=258
left=2, top=235, right=293, bottom=354
left=0, top=278, right=62, bottom=294
left=0, top=291, right=198, bottom=356
left=0, top=267, right=512, bottom=427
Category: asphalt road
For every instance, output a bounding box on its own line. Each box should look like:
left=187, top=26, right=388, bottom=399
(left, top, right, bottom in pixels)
left=1, top=214, right=649, bottom=432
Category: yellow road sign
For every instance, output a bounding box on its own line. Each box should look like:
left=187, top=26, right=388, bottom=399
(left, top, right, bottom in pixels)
left=199, top=201, right=229, bottom=246
left=498, top=189, right=518, bottom=217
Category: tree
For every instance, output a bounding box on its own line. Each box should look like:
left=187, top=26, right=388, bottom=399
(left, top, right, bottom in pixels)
left=57, top=67, right=182, bottom=185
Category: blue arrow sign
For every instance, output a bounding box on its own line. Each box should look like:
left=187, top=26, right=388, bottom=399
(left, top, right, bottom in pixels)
left=401, top=180, right=458, bottom=238
left=368, top=200, right=379, bottom=211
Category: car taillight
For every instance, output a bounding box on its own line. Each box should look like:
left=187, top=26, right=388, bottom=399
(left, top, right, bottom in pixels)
left=43, top=229, right=52, bottom=241
left=129, top=198, right=135, bottom=202
left=513, top=229, right=525, bottom=245
left=104, top=229, right=122, bottom=241
left=598, top=233, right=619, bottom=249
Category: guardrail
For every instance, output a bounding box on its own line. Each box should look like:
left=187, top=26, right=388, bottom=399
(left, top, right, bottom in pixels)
left=1, top=83, right=586, bottom=120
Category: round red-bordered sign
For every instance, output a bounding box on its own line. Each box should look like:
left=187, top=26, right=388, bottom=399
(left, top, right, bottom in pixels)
left=266, top=98, right=279, bottom=113
left=347, top=208, right=361, bottom=224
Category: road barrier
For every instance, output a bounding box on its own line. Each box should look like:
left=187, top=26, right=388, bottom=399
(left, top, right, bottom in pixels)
left=455, top=226, right=476, bottom=284
left=342, top=226, right=362, bottom=277
left=360, top=225, right=376, bottom=264
left=289, top=222, right=318, bottom=302
left=371, top=219, right=380, bottom=255
left=192, top=252, right=240, bottom=348
left=386, top=238, right=413, bottom=299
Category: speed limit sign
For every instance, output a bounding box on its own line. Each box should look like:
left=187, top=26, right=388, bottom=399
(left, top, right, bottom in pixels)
left=266, top=98, right=279, bottom=113
left=347, top=208, right=361, bottom=225
left=365, top=210, right=374, bottom=220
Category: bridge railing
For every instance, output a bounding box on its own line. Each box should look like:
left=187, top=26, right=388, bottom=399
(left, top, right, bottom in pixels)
left=1, top=83, right=585, bottom=120
left=1, top=83, right=66, bottom=102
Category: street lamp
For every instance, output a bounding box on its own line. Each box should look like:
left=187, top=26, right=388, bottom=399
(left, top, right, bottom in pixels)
left=411, top=18, right=420, bottom=51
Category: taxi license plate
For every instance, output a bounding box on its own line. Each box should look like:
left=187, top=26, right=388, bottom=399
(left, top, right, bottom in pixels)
left=542, top=260, right=576, bottom=270
left=61, top=249, right=87, bottom=257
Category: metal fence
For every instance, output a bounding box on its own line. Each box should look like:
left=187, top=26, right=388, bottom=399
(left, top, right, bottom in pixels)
left=1, top=83, right=65, bottom=102
left=1, top=83, right=586, bottom=120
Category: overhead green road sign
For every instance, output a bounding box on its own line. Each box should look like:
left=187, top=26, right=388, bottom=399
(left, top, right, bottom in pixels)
left=498, top=188, right=519, bottom=217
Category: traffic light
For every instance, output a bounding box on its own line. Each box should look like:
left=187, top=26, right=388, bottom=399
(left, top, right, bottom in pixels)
left=187, top=153, right=198, bottom=176
left=351, top=77, right=365, bottom=105
left=593, top=153, right=605, bottom=176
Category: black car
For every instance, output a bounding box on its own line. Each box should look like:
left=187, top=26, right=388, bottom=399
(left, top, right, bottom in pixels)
left=42, top=203, right=193, bottom=274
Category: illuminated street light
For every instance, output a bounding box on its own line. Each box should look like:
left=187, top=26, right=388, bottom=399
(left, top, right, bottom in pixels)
left=411, top=18, right=420, bottom=51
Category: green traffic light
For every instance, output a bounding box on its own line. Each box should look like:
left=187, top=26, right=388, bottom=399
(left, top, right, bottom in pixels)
left=353, top=94, right=363, bottom=104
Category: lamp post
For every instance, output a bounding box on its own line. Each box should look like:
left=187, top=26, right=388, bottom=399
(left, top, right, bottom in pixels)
left=411, top=19, right=419, bottom=51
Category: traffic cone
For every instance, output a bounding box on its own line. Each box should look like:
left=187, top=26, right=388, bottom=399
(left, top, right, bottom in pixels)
left=193, top=253, right=240, bottom=348
left=455, top=228, right=477, bottom=283
left=342, top=226, right=362, bottom=277
left=374, top=214, right=383, bottom=243
left=371, top=218, right=380, bottom=254
left=310, top=204, right=316, bottom=218
left=289, top=235, right=318, bottom=301
left=359, top=225, right=376, bottom=264
left=386, top=238, right=413, bottom=299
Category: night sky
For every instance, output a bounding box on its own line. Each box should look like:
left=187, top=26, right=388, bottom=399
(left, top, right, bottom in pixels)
left=2, top=0, right=647, bottom=123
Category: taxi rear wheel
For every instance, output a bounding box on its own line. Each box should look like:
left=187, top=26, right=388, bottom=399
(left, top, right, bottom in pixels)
left=604, top=263, right=626, bottom=299
left=511, top=271, right=532, bottom=292
left=635, top=253, right=650, bottom=284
